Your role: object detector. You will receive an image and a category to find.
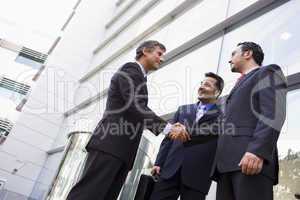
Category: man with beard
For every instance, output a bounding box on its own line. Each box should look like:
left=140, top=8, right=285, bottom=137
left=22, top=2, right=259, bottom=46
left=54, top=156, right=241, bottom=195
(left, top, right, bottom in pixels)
left=150, top=72, right=224, bottom=200
left=212, top=42, right=287, bottom=200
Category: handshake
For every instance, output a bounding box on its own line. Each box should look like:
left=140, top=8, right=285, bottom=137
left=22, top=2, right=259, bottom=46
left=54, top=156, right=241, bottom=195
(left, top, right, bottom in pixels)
left=167, top=122, right=191, bottom=142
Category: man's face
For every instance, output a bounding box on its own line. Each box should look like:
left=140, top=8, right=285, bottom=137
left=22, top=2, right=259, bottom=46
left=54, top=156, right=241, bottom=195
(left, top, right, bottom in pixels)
left=198, top=77, right=219, bottom=101
left=143, top=46, right=165, bottom=70
left=229, top=45, right=245, bottom=73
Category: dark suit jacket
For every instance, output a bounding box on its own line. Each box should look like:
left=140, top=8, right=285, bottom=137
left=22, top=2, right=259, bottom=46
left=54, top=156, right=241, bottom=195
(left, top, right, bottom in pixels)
left=155, top=103, right=221, bottom=194
left=212, top=64, right=287, bottom=185
left=86, top=62, right=167, bottom=169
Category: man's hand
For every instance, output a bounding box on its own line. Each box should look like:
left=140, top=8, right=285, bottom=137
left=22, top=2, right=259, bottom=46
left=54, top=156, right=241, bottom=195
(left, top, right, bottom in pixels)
left=238, top=152, right=264, bottom=175
left=151, top=166, right=161, bottom=176
left=168, top=123, right=191, bottom=142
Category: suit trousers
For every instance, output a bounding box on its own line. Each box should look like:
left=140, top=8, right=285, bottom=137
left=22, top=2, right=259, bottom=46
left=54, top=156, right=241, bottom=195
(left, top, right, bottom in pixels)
left=216, top=171, right=273, bottom=200
left=66, top=150, right=128, bottom=200
left=150, top=168, right=206, bottom=200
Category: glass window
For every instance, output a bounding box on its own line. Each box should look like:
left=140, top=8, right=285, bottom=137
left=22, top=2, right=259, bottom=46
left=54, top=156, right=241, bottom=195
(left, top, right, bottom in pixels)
left=0, top=48, right=38, bottom=84
left=118, top=136, right=156, bottom=199
left=116, top=0, right=127, bottom=7
left=0, top=0, right=77, bottom=52
left=95, top=0, right=191, bottom=63
left=0, top=48, right=34, bottom=120
left=45, top=132, right=91, bottom=200
left=218, top=0, right=300, bottom=95
left=0, top=21, right=55, bottom=53
left=0, top=118, right=13, bottom=137
left=15, top=55, right=43, bottom=70
left=147, top=37, right=223, bottom=115
left=0, top=95, right=20, bottom=122
left=87, top=47, right=137, bottom=94
left=0, top=86, right=24, bottom=104
left=275, top=89, right=300, bottom=200
left=136, top=0, right=188, bottom=35
left=106, top=0, right=146, bottom=36
left=146, top=0, right=228, bottom=52
left=227, top=0, right=258, bottom=17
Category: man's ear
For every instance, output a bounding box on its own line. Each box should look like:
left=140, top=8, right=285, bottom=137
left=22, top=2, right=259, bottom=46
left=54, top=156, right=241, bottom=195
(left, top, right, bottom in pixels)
left=142, top=47, right=150, bottom=57
left=243, top=50, right=253, bottom=59
left=214, top=90, right=220, bottom=97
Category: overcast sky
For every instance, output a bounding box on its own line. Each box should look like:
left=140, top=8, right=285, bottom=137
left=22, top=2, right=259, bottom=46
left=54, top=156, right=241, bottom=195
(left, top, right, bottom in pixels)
left=0, top=0, right=78, bottom=122
left=0, top=0, right=78, bottom=52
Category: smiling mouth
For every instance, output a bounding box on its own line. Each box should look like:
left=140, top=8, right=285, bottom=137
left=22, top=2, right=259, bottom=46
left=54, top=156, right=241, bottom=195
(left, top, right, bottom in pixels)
left=198, top=90, right=207, bottom=96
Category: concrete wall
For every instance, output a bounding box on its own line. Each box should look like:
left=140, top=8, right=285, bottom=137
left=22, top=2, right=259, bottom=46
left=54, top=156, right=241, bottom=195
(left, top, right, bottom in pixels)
left=0, top=0, right=116, bottom=199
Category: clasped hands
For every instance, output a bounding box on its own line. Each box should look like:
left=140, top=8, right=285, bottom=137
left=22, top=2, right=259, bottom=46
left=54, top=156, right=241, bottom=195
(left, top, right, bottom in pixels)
left=165, top=124, right=264, bottom=176
left=167, top=122, right=191, bottom=142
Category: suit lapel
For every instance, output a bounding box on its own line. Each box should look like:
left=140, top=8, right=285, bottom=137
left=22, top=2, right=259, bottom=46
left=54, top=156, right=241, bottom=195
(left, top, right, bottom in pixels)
left=190, top=105, right=220, bottom=135
left=134, top=62, right=147, bottom=80
left=227, top=68, right=260, bottom=101
left=180, top=104, right=197, bottom=135
left=182, top=104, right=197, bottom=124
left=132, top=62, right=148, bottom=105
left=190, top=103, right=198, bottom=122
left=197, top=105, right=219, bottom=124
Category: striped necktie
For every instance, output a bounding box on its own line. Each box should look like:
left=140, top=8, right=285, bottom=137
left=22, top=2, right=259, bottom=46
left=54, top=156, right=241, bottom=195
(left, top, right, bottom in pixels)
left=196, top=105, right=206, bottom=121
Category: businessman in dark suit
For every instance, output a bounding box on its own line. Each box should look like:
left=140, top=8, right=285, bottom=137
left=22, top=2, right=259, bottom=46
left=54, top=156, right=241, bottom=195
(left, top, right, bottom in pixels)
left=66, top=40, right=190, bottom=200
left=150, top=72, right=224, bottom=200
left=212, top=42, right=287, bottom=200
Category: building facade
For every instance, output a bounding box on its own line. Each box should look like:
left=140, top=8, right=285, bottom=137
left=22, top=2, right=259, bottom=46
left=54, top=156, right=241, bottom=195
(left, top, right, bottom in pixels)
left=1, top=0, right=299, bottom=199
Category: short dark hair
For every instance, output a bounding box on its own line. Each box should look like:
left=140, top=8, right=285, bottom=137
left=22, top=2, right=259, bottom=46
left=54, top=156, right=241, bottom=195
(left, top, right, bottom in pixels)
left=237, top=42, right=264, bottom=66
left=205, top=72, right=224, bottom=96
left=135, top=40, right=166, bottom=60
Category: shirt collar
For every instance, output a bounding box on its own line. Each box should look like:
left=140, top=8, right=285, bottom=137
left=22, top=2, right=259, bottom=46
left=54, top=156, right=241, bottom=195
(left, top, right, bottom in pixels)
left=198, top=101, right=215, bottom=111
left=136, top=61, right=147, bottom=78
left=244, top=66, right=259, bottom=75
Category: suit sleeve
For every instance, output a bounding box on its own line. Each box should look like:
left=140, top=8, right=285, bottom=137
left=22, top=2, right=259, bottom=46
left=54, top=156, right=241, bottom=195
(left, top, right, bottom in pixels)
left=246, top=65, right=287, bottom=163
left=117, top=65, right=167, bottom=135
left=155, top=107, right=181, bottom=167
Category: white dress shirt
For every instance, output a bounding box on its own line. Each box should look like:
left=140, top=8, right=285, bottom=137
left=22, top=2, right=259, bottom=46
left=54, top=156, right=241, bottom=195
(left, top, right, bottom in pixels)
left=244, top=66, right=259, bottom=75
left=135, top=61, right=147, bottom=78
left=135, top=61, right=172, bottom=135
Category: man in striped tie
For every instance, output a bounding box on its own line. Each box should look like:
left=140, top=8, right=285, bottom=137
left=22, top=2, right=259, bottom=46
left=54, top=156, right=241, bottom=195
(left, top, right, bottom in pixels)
left=212, top=42, right=287, bottom=200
